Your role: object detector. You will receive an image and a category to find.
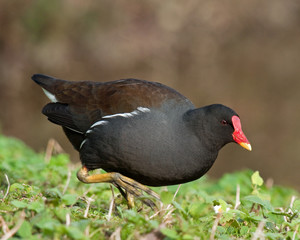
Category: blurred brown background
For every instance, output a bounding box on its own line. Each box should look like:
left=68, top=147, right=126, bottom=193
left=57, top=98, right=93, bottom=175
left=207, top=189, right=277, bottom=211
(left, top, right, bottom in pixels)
left=0, top=0, right=299, bottom=189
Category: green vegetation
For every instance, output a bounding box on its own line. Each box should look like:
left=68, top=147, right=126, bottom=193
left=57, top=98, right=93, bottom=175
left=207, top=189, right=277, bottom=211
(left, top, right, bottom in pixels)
left=0, top=135, right=299, bottom=239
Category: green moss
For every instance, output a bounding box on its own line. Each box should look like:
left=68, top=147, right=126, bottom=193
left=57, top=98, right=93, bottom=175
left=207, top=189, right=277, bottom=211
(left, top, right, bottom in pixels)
left=0, top=135, right=299, bottom=239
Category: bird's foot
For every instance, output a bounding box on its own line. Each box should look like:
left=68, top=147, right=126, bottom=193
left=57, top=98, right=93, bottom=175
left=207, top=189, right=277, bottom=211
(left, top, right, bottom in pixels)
left=77, top=166, right=160, bottom=209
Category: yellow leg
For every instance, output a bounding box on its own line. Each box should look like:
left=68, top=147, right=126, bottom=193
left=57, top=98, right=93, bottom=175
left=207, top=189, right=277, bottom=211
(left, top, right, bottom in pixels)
left=126, top=192, right=135, bottom=209
left=77, top=166, right=160, bottom=208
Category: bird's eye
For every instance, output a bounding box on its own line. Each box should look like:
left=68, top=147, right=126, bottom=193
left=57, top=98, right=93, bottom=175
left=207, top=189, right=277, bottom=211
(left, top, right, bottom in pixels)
left=221, top=120, right=228, bottom=125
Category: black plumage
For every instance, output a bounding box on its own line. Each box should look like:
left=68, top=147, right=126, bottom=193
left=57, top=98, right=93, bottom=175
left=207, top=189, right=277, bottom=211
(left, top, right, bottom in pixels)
left=33, top=74, right=251, bottom=195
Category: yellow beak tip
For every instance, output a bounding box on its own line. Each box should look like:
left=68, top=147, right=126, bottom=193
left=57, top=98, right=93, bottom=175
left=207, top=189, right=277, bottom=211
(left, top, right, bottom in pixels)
left=239, top=142, right=252, bottom=151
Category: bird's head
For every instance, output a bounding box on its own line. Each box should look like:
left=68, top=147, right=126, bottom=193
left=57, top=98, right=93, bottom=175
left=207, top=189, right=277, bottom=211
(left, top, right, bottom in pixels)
left=186, top=104, right=252, bottom=151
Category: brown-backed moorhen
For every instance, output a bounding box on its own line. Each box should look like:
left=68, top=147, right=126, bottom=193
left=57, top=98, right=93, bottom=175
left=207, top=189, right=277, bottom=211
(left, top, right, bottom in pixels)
left=32, top=74, right=251, bottom=207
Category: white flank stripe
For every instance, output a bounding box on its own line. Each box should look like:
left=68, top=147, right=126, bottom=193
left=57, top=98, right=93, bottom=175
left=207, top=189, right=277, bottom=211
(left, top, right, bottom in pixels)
left=90, top=120, right=109, bottom=128
left=79, top=139, right=87, bottom=149
left=137, top=107, right=150, bottom=112
left=88, top=107, right=151, bottom=131
left=102, top=112, right=133, bottom=119
left=42, top=88, right=57, bottom=102
left=102, top=107, right=151, bottom=120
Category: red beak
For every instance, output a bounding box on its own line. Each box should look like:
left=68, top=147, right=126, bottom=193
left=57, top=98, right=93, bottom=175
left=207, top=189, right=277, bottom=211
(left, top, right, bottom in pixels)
left=232, top=116, right=252, bottom=151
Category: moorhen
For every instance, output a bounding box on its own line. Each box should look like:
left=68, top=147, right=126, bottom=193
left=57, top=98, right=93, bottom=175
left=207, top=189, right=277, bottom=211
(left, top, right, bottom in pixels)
left=32, top=74, right=251, bottom=207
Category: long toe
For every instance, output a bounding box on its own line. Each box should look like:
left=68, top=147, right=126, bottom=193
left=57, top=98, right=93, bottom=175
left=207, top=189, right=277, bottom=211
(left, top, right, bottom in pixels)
left=117, top=174, right=161, bottom=200
left=112, top=174, right=160, bottom=208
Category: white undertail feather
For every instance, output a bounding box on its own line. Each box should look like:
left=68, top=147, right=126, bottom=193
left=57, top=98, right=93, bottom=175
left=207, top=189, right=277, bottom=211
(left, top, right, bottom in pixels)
left=42, top=88, right=57, bottom=102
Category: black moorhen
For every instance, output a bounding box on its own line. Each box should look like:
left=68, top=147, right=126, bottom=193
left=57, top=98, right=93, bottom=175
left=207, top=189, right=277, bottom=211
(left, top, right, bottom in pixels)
left=32, top=74, right=251, bottom=207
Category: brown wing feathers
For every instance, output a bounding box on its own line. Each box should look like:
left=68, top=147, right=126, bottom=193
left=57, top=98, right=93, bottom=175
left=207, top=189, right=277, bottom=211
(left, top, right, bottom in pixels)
left=32, top=74, right=191, bottom=150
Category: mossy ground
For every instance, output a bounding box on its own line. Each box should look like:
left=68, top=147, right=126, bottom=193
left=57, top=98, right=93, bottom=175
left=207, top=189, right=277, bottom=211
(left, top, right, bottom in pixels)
left=0, top=135, right=299, bottom=239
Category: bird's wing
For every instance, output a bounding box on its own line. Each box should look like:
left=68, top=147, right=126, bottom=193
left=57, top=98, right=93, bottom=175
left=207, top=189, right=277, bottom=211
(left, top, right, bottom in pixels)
left=33, top=74, right=193, bottom=132
left=32, top=74, right=194, bottom=150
